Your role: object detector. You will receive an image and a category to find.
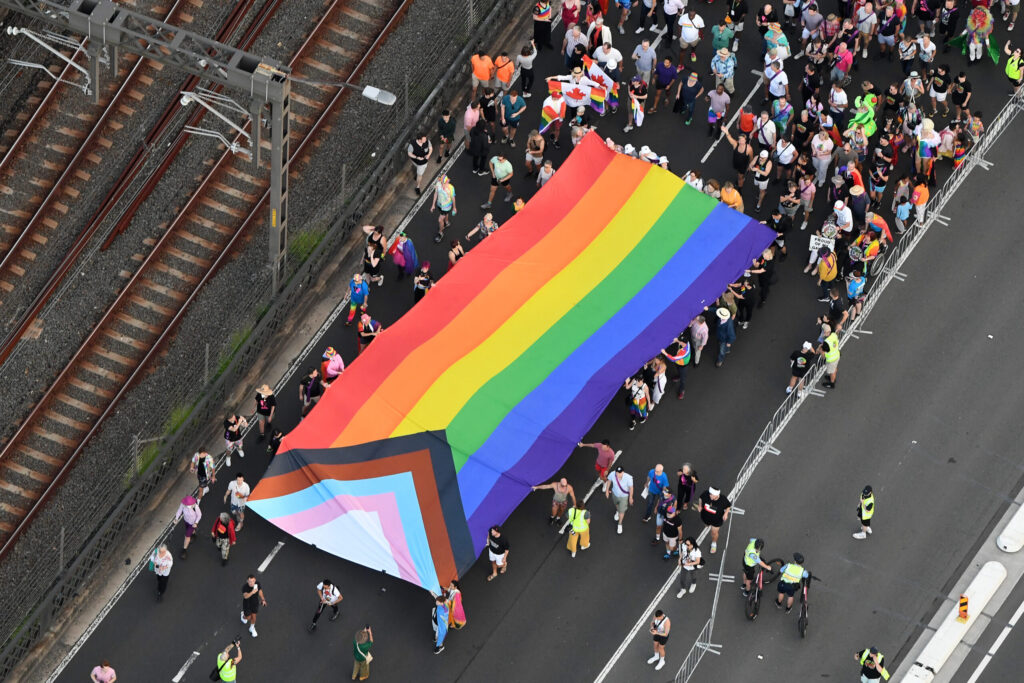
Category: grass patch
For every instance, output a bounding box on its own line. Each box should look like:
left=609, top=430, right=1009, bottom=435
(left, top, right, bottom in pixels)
left=288, top=229, right=326, bottom=264
left=163, top=404, right=194, bottom=436
left=215, top=327, right=252, bottom=380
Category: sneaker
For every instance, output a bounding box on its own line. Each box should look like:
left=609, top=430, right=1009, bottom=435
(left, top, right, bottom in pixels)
left=581, top=545, right=590, bottom=550
left=501, top=137, right=509, bottom=144
left=677, top=589, right=687, bottom=598
left=329, top=611, right=340, bottom=622
left=786, top=386, right=793, bottom=394
left=377, top=276, right=384, bottom=287
left=434, top=645, right=445, bottom=655
left=689, top=584, right=696, bottom=593
left=785, top=606, right=793, bottom=613
left=652, top=539, right=662, bottom=546
left=741, top=321, right=749, bottom=329
left=225, top=454, right=231, bottom=467
left=1010, top=22, right=1016, bottom=29
left=504, top=194, right=512, bottom=202
left=238, top=449, right=244, bottom=459
left=250, top=625, right=258, bottom=638
left=690, top=52, right=697, bottom=62
left=523, top=92, right=532, bottom=98
left=614, top=512, right=620, bottom=522
left=862, top=48, right=868, bottom=58
left=867, top=527, right=873, bottom=535
left=662, top=552, right=672, bottom=559
left=241, top=611, right=247, bottom=624
left=629, top=421, right=636, bottom=431
left=618, top=25, right=625, bottom=34
left=642, top=517, right=651, bottom=523
left=623, top=124, right=634, bottom=132
left=710, top=541, right=717, bottom=554
left=618, top=524, right=623, bottom=534
left=824, top=381, right=835, bottom=388
left=480, top=202, right=492, bottom=209
left=647, top=654, right=661, bottom=664
left=635, top=26, right=645, bottom=34
left=800, top=221, right=808, bottom=230
left=415, top=187, right=422, bottom=196
left=775, top=601, right=783, bottom=610
left=180, top=549, right=188, bottom=559
left=741, top=589, right=750, bottom=597
left=655, top=659, right=666, bottom=671
left=816, top=296, right=830, bottom=302
left=639, top=417, right=647, bottom=424
left=548, top=516, right=556, bottom=525
left=307, top=623, right=317, bottom=632
left=571, top=550, right=577, bottom=558
left=853, top=531, right=867, bottom=539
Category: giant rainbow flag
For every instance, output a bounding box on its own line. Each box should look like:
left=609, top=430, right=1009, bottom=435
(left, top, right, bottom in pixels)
left=249, top=133, right=775, bottom=593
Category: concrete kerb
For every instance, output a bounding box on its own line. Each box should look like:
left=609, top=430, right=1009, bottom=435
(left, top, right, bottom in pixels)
left=20, top=6, right=532, bottom=681
left=894, top=485, right=1024, bottom=683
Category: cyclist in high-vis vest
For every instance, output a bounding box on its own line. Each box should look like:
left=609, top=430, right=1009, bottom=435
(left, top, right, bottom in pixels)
left=215, top=641, right=242, bottom=681
left=854, top=485, right=875, bottom=540
left=775, top=552, right=809, bottom=612
left=817, top=323, right=841, bottom=388
left=566, top=501, right=591, bottom=558
left=740, top=538, right=775, bottom=596
left=855, top=646, right=890, bottom=681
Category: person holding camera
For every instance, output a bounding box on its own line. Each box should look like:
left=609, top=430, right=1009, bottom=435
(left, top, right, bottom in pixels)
left=212, top=640, right=242, bottom=681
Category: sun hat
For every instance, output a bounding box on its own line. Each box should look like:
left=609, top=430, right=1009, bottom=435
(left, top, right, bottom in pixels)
left=715, top=307, right=730, bottom=321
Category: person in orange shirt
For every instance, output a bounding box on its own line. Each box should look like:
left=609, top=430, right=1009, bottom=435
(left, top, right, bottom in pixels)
left=910, top=174, right=929, bottom=225
left=720, top=181, right=744, bottom=212
left=470, top=50, right=494, bottom=100
left=494, top=51, right=515, bottom=93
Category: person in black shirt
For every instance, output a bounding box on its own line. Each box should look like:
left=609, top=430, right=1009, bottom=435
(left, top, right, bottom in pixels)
left=254, top=384, right=276, bottom=440
left=479, top=88, right=498, bottom=136
left=788, top=341, right=816, bottom=394
left=928, top=64, right=951, bottom=117
left=751, top=246, right=778, bottom=305
left=698, top=487, right=732, bottom=554
left=937, top=0, right=960, bottom=51
left=729, top=0, right=750, bottom=51
left=950, top=72, right=972, bottom=122
left=299, top=367, right=322, bottom=417
left=241, top=574, right=266, bottom=638
left=486, top=526, right=510, bottom=581
left=437, top=109, right=456, bottom=161
left=819, top=285, right=850, bottom=332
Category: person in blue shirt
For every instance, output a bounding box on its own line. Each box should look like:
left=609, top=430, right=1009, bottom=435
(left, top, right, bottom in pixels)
left=776, top=552, right=809, bottom=613
left=846, top=268, right=866, bottom=322
left=346, top=273, right=370, bottom=325
left=642, top=464, right=670, bottom=522
left=715, top=307, right=737, bottom=367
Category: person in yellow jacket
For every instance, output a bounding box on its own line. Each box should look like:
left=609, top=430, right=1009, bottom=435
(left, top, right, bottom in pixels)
left=566, top=500, right=591, bottom=558
left=853, top=485, right=875, bottom=540
left=214, top=640, right=242, bottom=682
left=855, top=646, right=890, bottom=681
left=816, top=323, right=840, bottom=389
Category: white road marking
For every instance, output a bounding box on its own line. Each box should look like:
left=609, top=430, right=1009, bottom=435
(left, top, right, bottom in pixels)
left=171, top=651, right=201, bottom=682
left=700, top=69, right=765, bottom=164
left=559, top=450, right=623, bottom=535
left=965, top=596, right=1024, bottom=683
left=257, top=541, right=285, bottom=573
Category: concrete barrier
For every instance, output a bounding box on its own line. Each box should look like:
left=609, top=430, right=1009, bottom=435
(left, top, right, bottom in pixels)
left=997, top=504, right=1024, bottom=553
left=900, top=561, right=1007, bottom=683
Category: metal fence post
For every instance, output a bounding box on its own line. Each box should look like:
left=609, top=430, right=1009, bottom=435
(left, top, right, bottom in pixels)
left=131, top=434, right=140, bottom=478
left=204, top=343, right=210, bottom=387
left=468, top=0, right=476, bottom=32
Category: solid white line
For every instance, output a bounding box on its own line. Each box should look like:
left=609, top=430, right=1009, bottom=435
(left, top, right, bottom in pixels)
left=171, top=651, right=201, bottom=682
left=257, top=541, right=285, bottom=573
left=700, top=69, right=764, bottom=164
left=559, top=450, right=622, bottom=535
left=965, top=596, right=1024, bottom=683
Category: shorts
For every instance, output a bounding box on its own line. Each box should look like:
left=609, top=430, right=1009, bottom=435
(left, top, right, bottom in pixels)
left=1010, top=73, right=1023, bottom=87
left=653, top=634, right=669, bottom=645
left=743, top=564, right=758, bottom=581
left=613, top=495, right=629, bottom=513
left=715, top=75, right=735, bottom=93
left=679, top=38, right=700, bottom=49
left=700, top=514, right=723, bottom=528
left=472, top=75, right=493, bottom=88
left=502, top=118, right=520, bottom=129
left=490, top=176, right=512, bottom=188
left=664, top=535, right=678, bottom=549
left=777, top=580, right=799, bottom=596
left=800, top=196, right=814, bottom=210
left=526, top=151, right=543, bottom=164
left=930, top=89, right=947, bottom=102
left=243, top=601, right=259, bottom=616
left=438, top=206, right=453, bottom=217
left=879, top=34, right=895, bottom=46
left=733, top=20, right=745, bottom=31
left=488, top=550, right=506, bottom=566
left=413, top=162, right=427, bottom=177
left=225, top=438, right=242, bottom=452
left=860, top=515, right=872, bottom=526
left=754, top=179, right=769, bottom=191
left=185, top=523, right=197, bottom=538
left=824, top=360, right=839, bottom=374
left=595, top=462, right=610, bottom=478
left=231, top=503, right=246, bottom=515
left=871, top=183, right=886, bottom=193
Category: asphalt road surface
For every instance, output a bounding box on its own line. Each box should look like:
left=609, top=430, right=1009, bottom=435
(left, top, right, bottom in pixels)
left=55, top=8, right=1024, bottom=683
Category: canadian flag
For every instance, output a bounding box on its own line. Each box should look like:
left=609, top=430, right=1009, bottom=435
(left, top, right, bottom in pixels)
left=548, top=75, right=600, bottom=107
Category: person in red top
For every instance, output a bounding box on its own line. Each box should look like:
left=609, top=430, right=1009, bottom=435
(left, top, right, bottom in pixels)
left=910, top=174, right=929, bottom=225
left=578, top=439, right=616, bottom=481
left=211, top=512, right=237, bottom=566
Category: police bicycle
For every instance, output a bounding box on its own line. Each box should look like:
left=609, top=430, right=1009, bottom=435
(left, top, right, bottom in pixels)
left=744, top=558, right=784, bottom=621
left=797, top=573, right=822, bottom=638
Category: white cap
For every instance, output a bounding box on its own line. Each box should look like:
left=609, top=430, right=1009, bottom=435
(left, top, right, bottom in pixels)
left=759, top=150, right=769, bottom=158
left=833, top=200, right=845, bottom=210
left=802, top=341, right=813, bottom=350
left=709, top=487, right=721, bottom=496
left=623, top=143, right=636, bottom=155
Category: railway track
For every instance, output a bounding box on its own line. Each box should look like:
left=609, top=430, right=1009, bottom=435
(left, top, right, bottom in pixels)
left=0, top=0, right=408, bottom=553
left=0, top=0, right=280, bottom=368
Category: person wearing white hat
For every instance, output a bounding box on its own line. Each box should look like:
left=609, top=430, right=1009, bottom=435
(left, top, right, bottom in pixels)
left=714, top=307, right=736, bottom=368
left=788, top=341, right=816, bottom=395
left=833, top=199, right=853, bottom=234
left=749, top=149, right=773, bottom=212
left=697, top=486, right=732, bottom=554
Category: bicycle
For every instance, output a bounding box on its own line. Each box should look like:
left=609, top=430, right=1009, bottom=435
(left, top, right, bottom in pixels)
left=745, top=558, right=784, bottom=621
left=797, top=573, right=822, bottom=638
